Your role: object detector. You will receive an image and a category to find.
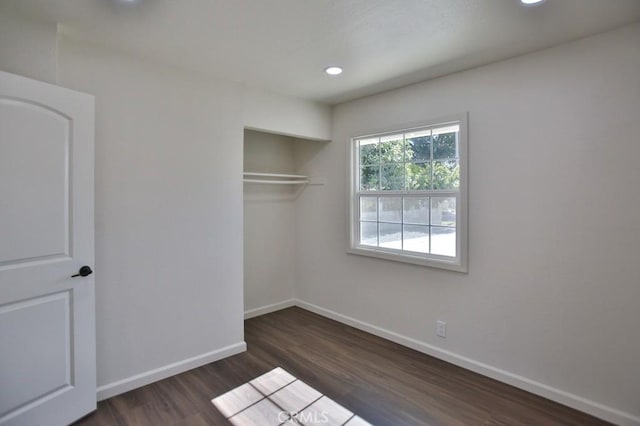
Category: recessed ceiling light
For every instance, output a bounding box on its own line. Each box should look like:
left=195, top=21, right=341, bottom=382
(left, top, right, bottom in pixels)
left=324, top=66, right=343, bottom=76
left=521, top=0, right=545, bottom=5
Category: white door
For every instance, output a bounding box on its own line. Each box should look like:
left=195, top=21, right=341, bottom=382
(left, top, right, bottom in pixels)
left=0, top=71, right=96, bottom=426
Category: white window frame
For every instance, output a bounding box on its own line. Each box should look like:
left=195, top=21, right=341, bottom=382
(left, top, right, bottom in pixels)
left=347, top=113, right=468, bottom=272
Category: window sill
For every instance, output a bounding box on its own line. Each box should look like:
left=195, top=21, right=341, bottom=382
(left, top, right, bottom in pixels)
left=347, top=246, right=467, bottom=273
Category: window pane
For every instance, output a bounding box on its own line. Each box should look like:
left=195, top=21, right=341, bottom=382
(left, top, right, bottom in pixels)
left=379, top=223, right=402, bottom=250
left=431, top=197, right=456, bottom=227
left=379, top=134, right=404, bottom=163
left=403, top=197, right=429, bottom=225
left=431, top=226, right=456, bottom=257
left=432, top=160, right=459, bottom=190
left=352, top=120, right=464, bottom=268
left=403, top=225, right=429, bottom=253
left=360, top=221, right=378, bottom=247
left=359, top=139, right=379, bottom=166
left=406, top=162, right=431, bottom=190
left=360, top=165, right=379, bottom=191
left=406, top=131, right=431, bottom=162
left=360, top=196, right=377, bottom=221
left=433, top=131, right=457, bottom=159
left=379, top=197, right=402, bottom=223
left=381, top=164, right=405, bottom=190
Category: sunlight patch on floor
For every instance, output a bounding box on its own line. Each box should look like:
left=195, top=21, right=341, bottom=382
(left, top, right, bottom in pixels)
left=212, top=367, right=372, bottom=425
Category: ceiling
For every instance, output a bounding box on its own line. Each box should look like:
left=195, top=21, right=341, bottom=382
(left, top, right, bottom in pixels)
left=2, top=0, right=640, bottom=104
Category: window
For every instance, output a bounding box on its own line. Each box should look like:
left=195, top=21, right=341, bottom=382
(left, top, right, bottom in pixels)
left=349, top=115, right=467, bottom=271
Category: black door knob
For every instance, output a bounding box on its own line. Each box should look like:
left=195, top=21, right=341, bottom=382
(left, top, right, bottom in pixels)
left=71, top=266, right=93, bottom=278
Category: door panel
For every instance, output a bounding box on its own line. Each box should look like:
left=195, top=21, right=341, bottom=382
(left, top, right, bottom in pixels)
left=0, top=99, right=70, bottom=266
left=0, top=71, right=95, bottom=426
left=0, top=292, right=71, bottom=416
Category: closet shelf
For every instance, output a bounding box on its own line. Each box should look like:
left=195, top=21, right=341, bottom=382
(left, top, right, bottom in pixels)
left=243, top=172, right=309, bottom=185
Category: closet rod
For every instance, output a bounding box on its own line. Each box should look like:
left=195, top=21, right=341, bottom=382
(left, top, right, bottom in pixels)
left=243, top=172, right=308, bottom=179
left=243, top=179, right=309, bottom=185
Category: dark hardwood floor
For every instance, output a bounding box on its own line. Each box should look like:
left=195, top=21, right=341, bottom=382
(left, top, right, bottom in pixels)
left=75, top=307, right=609, bottom=425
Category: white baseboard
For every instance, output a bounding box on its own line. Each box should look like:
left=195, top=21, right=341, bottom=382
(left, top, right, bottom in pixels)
left=244, top=299, right=296, bottom=319
left=294, top=299, right=640, bottom=426
left=96, top=342, right=247, bottom=401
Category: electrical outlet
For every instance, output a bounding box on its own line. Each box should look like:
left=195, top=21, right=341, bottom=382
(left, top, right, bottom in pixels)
left=436, top=320, right=446, bottom=338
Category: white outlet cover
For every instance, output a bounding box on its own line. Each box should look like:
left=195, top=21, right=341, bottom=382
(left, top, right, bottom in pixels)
left=436, top=320, right=446, bottom=338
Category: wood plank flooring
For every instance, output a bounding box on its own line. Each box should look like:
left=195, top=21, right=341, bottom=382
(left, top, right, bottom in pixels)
left=75, top=307, right=609, bottom=425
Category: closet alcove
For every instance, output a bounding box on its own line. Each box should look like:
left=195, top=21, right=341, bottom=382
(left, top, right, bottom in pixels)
left=243, top=128, right=328, bottom=315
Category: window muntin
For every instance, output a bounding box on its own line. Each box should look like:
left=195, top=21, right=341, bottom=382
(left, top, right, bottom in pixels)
left=350, top=118, right=466, bottom=271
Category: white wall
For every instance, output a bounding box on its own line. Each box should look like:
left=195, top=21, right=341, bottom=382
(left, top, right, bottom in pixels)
left=0, top=10, right=57, bottom=84
left=243, top=87, right=331, bottom=141
left=57, top=37, right=247, bottom=395
left=243, top=130, right=297, bottom=313
left=295, top=23, right=640, bottom=424
left=0, top=9, right=331, bottom=397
